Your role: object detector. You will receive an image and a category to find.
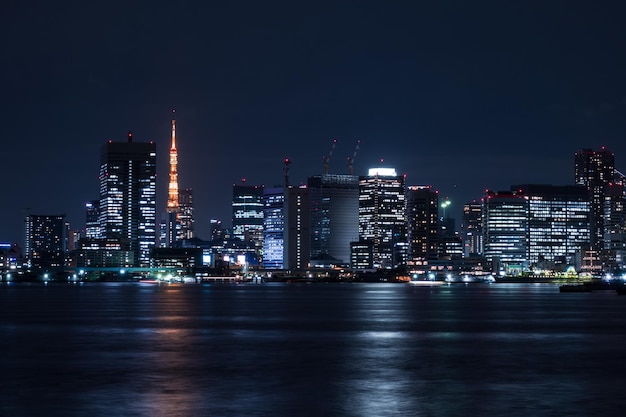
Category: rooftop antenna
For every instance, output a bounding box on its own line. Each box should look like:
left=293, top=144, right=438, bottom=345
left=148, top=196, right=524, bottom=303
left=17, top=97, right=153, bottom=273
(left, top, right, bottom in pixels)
left=348, top=139, right=360, bottom=175
left=323, top=139, right=337, bottom=175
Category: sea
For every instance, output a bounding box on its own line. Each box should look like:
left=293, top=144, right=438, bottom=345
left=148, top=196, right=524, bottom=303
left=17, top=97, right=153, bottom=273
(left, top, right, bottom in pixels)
left=0, top=281, right=625, bottom=417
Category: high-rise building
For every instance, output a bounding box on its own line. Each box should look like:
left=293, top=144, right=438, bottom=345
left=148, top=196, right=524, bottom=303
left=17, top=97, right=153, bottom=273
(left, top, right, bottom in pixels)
left=483, top=190, right=527, bottom=268
left=358, top=168, right=407, bottom=269
left=513, top=184, right=590, bottom=268
left=262, top=187, right=285, bottom=269
left=603, top=182, right=626, bottom=270
left=574, top=147, right=615, bottom=250
left=285, top=185, right=310, bottom=270
left=85, top=200, right=100, bottom=239
left=308, top=174, right=359, bottom=266
left=406, top=185, right=439, bottom=262
left=232, top=182, right=264, bottom=258
left=24, top=214, right=66, bottom=268
left=178, top=188, right=194, bottom=241
left=99, top=132, right=157, bottom=267
left=461, top=201, right=483, bottom=257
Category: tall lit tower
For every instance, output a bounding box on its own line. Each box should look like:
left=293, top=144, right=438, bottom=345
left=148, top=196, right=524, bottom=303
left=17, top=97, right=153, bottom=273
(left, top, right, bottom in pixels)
left=167, top=111, right=179, bottom=214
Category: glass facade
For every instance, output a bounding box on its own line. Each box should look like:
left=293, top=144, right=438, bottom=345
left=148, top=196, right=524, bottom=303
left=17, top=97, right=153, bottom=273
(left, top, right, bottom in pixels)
left=358, top=168, right=407, bottom=269
left=262, top=187, right=285, bottom=269
left=483, top=191, right=528, bottom=264
left=515, top=185, right=590, bottom=266
left=574, top=147, right=615, bottom=250
left=308, top=174, right=359, bottom=266
left=232, top=184, right=264, bottom=258
left=99, top=136, right=157, bottom=267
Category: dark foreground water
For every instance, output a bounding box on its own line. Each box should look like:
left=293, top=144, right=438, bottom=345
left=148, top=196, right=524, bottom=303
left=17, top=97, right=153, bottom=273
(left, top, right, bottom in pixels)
left=1, top=282, right=625, bottom=417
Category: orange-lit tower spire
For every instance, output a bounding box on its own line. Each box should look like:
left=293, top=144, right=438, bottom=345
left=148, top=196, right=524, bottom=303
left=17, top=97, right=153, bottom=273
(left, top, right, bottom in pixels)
left=167, top=110, right=179, bottom=213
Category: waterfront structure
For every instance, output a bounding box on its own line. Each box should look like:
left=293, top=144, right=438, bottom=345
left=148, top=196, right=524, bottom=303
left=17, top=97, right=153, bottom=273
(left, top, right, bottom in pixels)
left=603, top=182, right=626, bottom=270
left=73, top=238, right=133, bottom=268
left=99, top=132, right=157, bottom=267
left=406, top=185, right=439, bottom=263
left=308, top=174, right=359, bottom=266
left=232, top=182, right=264, bottom=259
left=513, top=184, right=590, bottom=269
left=24, top=214, right=66, bottom=268
left=575, top=147, right=614, bottom=250
left=358, top=168, right=407, bottom=269
left=262, top=185, right=311, bottom=270
left=461, top=201, right=483, bottom=257
left=484, top=185, right=591, bottom=273
left=483, top=190, right=528, bottom=271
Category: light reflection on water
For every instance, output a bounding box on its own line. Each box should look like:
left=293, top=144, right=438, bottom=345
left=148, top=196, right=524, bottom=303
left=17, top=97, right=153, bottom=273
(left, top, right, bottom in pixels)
left=0, top=282, right=625, bottom=416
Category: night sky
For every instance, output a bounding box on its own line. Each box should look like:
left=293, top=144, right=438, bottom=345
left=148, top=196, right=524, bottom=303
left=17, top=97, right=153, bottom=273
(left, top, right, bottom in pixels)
left=2, top=1, right=626, bottom=243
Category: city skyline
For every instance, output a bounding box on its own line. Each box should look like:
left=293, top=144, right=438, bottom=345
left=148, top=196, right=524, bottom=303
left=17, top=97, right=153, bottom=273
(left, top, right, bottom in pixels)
left=3, top=1, right=626, bottom=243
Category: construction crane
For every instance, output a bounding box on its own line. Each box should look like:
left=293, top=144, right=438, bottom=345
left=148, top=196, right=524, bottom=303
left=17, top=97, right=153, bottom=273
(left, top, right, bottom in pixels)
left=323, top=139, right=337, bottom=175
left=284, top=157, right=291, bottom=187
left=348, top=140, right=360, bottom=175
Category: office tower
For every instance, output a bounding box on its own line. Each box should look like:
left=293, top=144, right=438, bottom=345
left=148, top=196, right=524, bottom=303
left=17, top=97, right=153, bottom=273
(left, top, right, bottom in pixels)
left=513, top=184, right=590, bottom=268
left=99, top=132, right=157, bottom=267
left=85, top=200, right=100, bottom=239
left=462, top=201, right=483, bottom=257
left=262, top=187, right=285, bottom=269
left=308, top=174, right=359, bottom=266
left=406, top=185, right=439, bottom=262
left=285, top=185, right=310, bottom=270
left=24, top=214, right=66, bottom=268
left=358, top=168, right=407, bottom=269
left=603, top=182, right=626, bottom=270
left=574, top=147, right=615, bottom=250
left=178, top=188, right=194, bottom=241
left=232, top=182, right=264, bottom=257
left=483, top=190, right=527, bottom=268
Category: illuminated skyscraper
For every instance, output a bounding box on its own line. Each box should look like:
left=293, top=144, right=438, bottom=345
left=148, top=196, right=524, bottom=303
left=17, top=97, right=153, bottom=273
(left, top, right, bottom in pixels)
left=99, top=132, right=157, bottom=267
left=406, top=185, right=439, bottom=262
left=358, top=168, right=407, bottom=269
left=513, top=184, right=590, bottom=268
left=177, top=188, right=194, bottom=241
left=574, top=147, right=615, bottom=250
left=85, top=200, right=100, bottom=239
left=232, top=182, right=264, bottom=257
left=483, top=190, right=527, bottom=267
left=262, top=187, right=285, bottom=269
left=461, top=201, right=483, bottom=257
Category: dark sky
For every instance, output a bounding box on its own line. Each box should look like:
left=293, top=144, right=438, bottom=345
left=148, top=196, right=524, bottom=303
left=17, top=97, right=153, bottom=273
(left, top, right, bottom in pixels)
left=2, top=0, right=626, bottom=243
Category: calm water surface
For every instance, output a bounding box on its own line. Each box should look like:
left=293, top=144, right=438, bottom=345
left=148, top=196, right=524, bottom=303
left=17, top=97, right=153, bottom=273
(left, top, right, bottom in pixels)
left=1, top=282, right=625, bottom=417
